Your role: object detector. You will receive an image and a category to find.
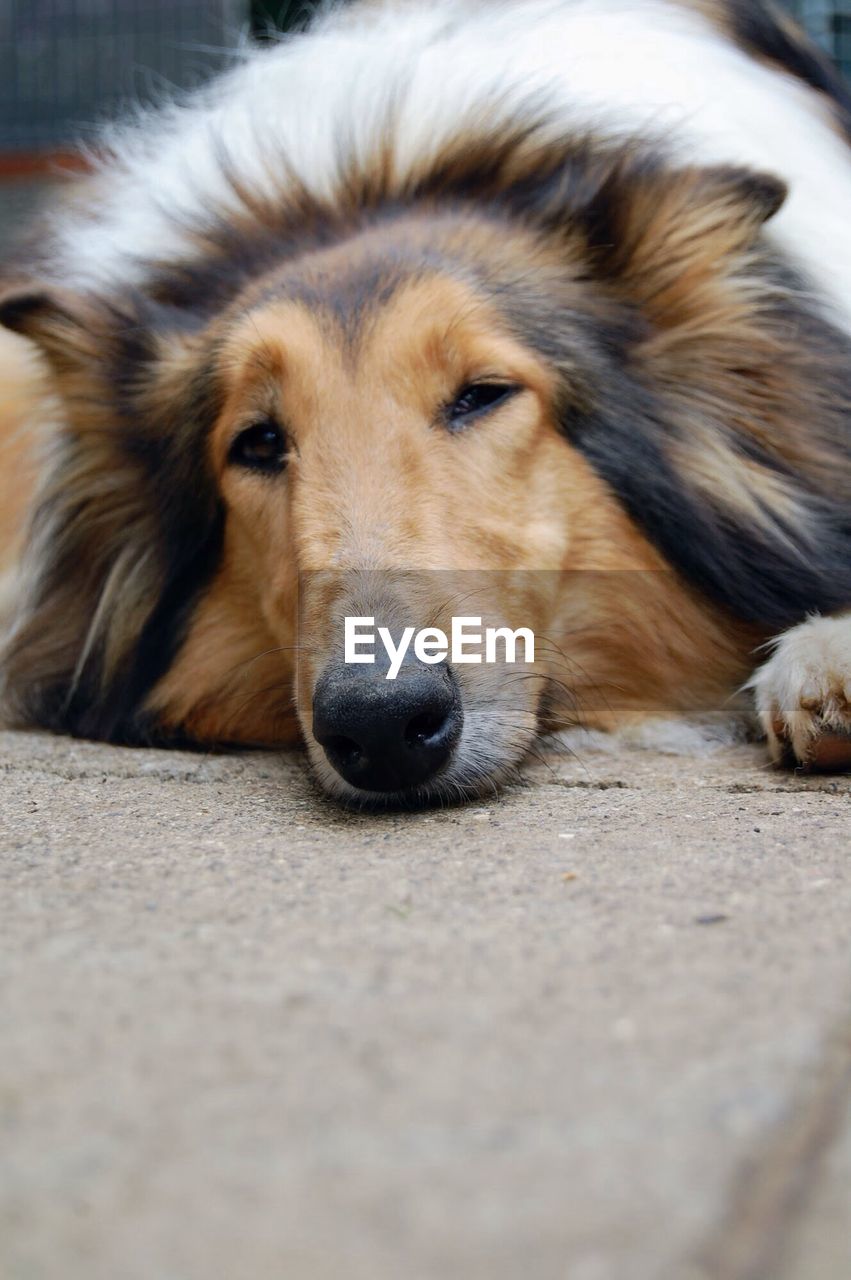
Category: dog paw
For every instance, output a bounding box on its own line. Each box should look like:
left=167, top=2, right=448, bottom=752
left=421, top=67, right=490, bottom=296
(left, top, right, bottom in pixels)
left=750, top=614, right=851, bottom=768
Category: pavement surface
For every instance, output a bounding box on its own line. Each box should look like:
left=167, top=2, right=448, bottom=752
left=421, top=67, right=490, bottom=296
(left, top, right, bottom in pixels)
left=1, top=728, right=850, bottom=1280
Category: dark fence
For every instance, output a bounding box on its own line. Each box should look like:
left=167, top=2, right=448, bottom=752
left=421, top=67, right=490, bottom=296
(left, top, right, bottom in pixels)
left=0, top=1, right=247, bottom=152
left=0, top=1, right=848, bottom=154
left=790, top=1, right=851, bottom=72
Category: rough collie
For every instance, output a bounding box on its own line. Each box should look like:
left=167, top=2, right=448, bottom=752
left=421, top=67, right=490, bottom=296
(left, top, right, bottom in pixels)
left=2, top=0, right=851, bottom=805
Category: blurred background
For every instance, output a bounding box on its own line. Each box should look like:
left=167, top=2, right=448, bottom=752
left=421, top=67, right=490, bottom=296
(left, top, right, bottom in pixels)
left=0, top=0, right=849, bottom=242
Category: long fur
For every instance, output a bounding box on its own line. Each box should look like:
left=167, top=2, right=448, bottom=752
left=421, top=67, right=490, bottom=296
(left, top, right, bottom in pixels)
left=1, top=0, right=851, bottom=795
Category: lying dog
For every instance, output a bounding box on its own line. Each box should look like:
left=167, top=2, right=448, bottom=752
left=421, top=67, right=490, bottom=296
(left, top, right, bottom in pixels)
left=2, top=0, right=851, bottom=806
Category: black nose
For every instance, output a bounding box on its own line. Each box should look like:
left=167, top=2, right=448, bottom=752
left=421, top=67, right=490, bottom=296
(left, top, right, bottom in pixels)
left=312, top=661, right=462, bottom=793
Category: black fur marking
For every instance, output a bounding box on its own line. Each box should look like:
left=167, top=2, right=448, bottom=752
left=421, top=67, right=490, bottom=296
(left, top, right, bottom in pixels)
left=545, top=295, right=851, bottom=631
left=568, top=389, right=851, bottom=631
left=270, top=256, right=414, bottom=350
left=102, top=334, right=226, bottom=743
left=0, top=289, right=55, bottom=334
left=27, top=498, right=226, bottom=747
left=61, top=509, right=225, bottom=745
left=729, top=0, right=851, bottom=143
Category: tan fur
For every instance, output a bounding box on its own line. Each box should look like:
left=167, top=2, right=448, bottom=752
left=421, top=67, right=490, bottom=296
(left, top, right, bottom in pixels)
left=0, top=331, right=47, bottom=578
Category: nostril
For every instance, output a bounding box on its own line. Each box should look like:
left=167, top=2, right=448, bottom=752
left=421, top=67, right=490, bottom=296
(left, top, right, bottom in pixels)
left=404, top=710, right=450, bottom=748
left=323, top=734, right=363, bottom=769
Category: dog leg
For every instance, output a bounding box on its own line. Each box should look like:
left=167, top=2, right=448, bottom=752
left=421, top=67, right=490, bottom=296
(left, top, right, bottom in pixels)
left=750, top=613, right=851, bottom=767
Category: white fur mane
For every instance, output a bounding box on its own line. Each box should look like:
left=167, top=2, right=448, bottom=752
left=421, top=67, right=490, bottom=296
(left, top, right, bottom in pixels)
left=47, top=0, right=851, bottom=331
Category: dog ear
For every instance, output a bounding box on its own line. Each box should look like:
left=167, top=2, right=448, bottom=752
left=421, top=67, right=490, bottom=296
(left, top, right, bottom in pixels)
left=0, top=286, right=102, bottom=373
left=0, top=287, right=51, bottom=334
left=0, top=284, right=205, bottom=378
left=581, top=162, right=788, bottom=328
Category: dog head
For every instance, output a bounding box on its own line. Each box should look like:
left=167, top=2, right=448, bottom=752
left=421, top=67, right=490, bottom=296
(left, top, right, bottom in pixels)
left=5, top=127, right=846, bottom=806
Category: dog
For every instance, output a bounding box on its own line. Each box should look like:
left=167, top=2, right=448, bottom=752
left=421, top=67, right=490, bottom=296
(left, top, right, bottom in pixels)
left=2, top=0, right=851, bottom=806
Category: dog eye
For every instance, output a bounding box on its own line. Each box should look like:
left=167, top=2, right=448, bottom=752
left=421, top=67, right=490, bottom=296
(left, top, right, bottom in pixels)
left=228, top=420, right=288, bottom=474
left=445, top=382, right=519, bottom=429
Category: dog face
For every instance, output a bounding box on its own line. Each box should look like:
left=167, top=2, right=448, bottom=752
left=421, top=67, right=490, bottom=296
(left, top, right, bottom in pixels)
left=142, top=204, right=768, bottom=804
left=146, top=214, right=662, bottom=803
left=5, top=133, right=851, bottom=805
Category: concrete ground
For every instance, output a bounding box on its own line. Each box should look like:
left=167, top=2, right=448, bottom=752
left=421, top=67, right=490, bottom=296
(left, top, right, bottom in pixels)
left=1, top=728, right=850, bottom=1280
